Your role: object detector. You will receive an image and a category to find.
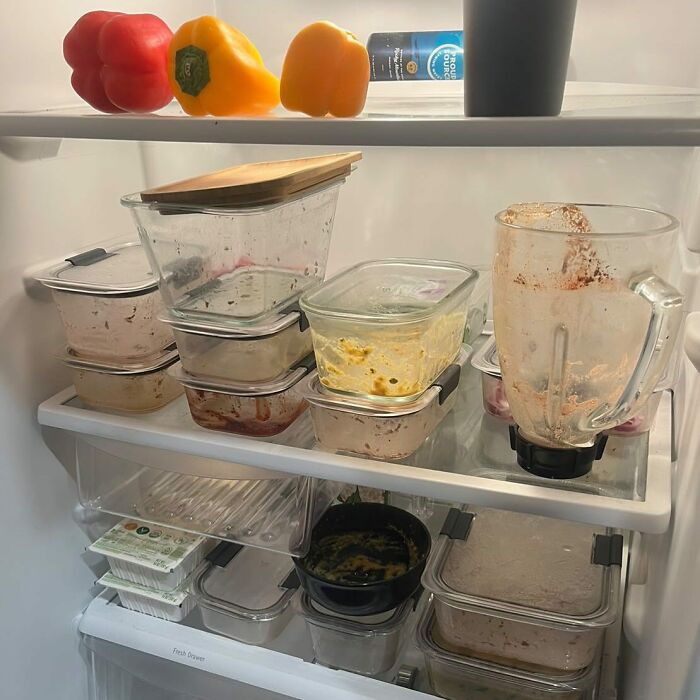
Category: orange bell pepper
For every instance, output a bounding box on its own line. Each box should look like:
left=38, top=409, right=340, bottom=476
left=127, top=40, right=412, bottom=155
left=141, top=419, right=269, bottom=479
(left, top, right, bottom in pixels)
left=281, top=21, right=370, bottom=118
left=168, top=16, right=279, bottom=116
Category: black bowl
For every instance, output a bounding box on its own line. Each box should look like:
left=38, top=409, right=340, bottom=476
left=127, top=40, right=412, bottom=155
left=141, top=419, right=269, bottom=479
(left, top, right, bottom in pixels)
left=294, top=502, right=432, bottom=616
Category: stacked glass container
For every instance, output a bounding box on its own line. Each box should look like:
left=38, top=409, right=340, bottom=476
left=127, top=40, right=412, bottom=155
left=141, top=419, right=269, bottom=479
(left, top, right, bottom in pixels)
left=35, top=240, right=182, bottom=413
left=122, top=174, right=350, bottom=437
left=299, top=259, right=480, bottom=459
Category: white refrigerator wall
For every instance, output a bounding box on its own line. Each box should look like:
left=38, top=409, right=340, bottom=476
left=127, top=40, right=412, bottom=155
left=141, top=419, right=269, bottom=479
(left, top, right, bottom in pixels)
left=0, top=3, right=699, bottom=700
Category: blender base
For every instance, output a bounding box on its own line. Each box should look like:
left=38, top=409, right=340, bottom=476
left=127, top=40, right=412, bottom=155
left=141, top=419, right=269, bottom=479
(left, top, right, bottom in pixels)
left=508, top=425, right=608, bottom=479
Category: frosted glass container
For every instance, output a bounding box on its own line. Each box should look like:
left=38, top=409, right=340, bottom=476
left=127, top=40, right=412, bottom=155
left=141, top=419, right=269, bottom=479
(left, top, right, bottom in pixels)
left=417, top=602, right=599, bottom=700
left=492, top=203, right=682, bottom=450
left=299, top=593, right=414, bottom=676
left=62, top=346, right=182, bottom=413
left=164, top=312, right=311, bottom=383
left=194, top=544, right=297, bottom=645
left=35, top=241, right=173, bottom=362
left=121, top=180, right=343, bottom=328
left=169, top=359, right=312, bottom=437
left=422, top=507, right=620, bottom=672
left=303, top=347, right=468, bottom=459
left=301, top=259, right=477, bottom=402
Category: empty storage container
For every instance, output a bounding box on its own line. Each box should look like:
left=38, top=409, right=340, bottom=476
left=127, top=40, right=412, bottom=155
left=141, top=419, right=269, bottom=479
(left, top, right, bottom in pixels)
left=299, top=592, right=416, bottom=676
left=162, top=310, right=312, bottom=383
left=169, top=355, right=314, bottom=437
left=300, top=259, right=478, bottom=402
left=89, top=519, right=212, bottom=591
left=194, top=543, right=298, bottom=645
left=416, top=601, right=600, bottom=700
left=302, top=347, right=469, bottom=459
left=35, top=241, right=172, bottom=362
left=76, top=436, right=339, bottom=556
left=422, top=507, right=621, bottom=672
left=62, top=345, right=182, bottom=413
left=122, top=177, right=348, bottom=328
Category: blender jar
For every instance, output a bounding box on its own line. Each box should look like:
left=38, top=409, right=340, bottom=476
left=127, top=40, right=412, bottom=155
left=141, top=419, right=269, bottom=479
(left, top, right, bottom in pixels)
left=493, top=203, right=683, bottom=478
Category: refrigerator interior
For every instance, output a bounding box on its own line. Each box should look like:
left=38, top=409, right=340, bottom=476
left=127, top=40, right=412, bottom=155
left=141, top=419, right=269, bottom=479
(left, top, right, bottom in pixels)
left=1, top=1, right=700, bottom=700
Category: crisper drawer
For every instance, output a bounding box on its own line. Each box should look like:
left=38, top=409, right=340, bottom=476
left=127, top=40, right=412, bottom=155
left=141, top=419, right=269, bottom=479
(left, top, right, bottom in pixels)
left=82, top=635, right=291, bottom=700
left=76, top=436, right=339, bottom=556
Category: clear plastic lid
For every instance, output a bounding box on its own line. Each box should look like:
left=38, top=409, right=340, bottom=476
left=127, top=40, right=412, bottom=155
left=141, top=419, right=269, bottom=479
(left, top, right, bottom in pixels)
left=416, top=601, right=600, bottom=693
left=299, top=592, right=414, bottom=636
left=168, top=354, right=314, bottom=397
left=193, top=544, right=298, bottom=621
left=60, top=344, right=179, bottom=375
left=300, top=259, right=478, bottom=323
left=301, top=346, right=470, bottom=417
left=35, top=241, right=158, bottom=295
left=422, top=507, right=621, bottom=628
left=159, top=309, right=303, bottom=340
left=470, top=336, right=501, bottom=378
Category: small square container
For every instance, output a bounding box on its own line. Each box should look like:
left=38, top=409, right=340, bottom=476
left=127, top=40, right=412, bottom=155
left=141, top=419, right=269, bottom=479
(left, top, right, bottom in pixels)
left=89, top=518, right=212, bottom=591
left=35, top=241, right=173, bottom=362
left=416, top=601, right=600, bottom=700
left=62, top=345, right=183, bottom=413
left=169, top=355, right=314, bottom=437
left=98, top=571, right=196, bottom=622
left=302, top=346, right=469, bottom=459
left=422, top=507, right=621, bottom=672
left=194, top=542, right=298, bottom=645
left=121, top=178, right=345, bottom=328
left=162, top=310, right=312, bottom=383
left=471, top=335, right=668, bottom=435
left=300, top=259, right=477, bottom=403
left=299, top=591, right=415, bottom=676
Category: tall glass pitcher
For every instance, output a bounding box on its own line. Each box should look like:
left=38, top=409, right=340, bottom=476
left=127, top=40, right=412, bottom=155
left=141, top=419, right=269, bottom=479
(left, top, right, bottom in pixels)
left=492, top=203, right=683, bottom=478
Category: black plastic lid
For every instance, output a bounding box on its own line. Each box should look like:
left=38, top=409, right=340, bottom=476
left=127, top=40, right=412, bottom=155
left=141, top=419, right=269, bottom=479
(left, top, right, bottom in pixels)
left=509, top=425, right=608, bottom=479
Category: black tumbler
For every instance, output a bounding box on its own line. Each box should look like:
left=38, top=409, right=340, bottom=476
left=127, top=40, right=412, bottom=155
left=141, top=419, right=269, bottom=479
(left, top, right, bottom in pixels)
left=464, top=0, right=577, bottom=116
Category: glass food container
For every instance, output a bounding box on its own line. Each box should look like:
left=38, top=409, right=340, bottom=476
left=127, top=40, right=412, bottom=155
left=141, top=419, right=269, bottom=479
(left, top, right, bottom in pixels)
left=162, top=310, right=311, bottom=383
left=35, top=241, right=173, bottom=362
left=194, top=542, right=298, bottom=645
left=302, top=346, right=469, bottom=459
left=422, top=507, right=621, bottom=672
left=121, top=179, right=345, bottom=328
left=299, top=591, right=415, bottom=676
left=472, top=335, right=671, bottom=436
left=300, top=259, right=478, bottom=402
left=169, top=356, right=314, bottom=437
left=492, top=203, right=683, bottom=478
left=463, top=265, right=492, bottom=344
left=62, top=345, right=182, bottom=413
left=416, top=600, right=600, bottom=700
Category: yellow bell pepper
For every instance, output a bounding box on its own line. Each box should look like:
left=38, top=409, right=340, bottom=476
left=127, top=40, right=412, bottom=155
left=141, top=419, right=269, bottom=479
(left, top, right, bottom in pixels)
left=168, top=16, right=279, bottom=116
left=281, top=21, right=370, bottom=118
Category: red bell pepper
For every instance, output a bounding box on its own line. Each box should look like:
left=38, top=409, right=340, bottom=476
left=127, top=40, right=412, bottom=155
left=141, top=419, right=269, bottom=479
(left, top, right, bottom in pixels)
left=63, top=11, right=173, bottom=113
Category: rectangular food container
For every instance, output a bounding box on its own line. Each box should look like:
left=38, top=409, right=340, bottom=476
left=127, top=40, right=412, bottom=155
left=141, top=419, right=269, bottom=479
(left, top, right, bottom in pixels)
left=463, top=265, right=492, bottom=344
left=194, top=542, right=298, bottom=645
left=299, top=592, right=415, bottom=676
left=422, top=507, right=621, bottom=672
left=302, top=346, right=469, bottom=459
left=416, top=600, right=600, bottom=700
left=121, top=178, right=345, bottom=328
left=89, top=518, right=211, bottom=591
left=169, top=355, right=313, bottom=437
left=35, top=241, right=173, bottom=362
left=98, top=571, right=196, bottom=622
left=300, top=259, right=478, bottom=403
left=162, top=310, right=312, bottom=383
left=76, top=436, right=340, bottom=556
left=62, top=345, right=182, bottom=413
left=471, top=335, right=670, bottom=435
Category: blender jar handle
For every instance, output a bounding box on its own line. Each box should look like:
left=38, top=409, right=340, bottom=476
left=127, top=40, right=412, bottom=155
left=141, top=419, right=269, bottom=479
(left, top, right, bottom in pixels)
left=586, top=273, right=683, bottom=432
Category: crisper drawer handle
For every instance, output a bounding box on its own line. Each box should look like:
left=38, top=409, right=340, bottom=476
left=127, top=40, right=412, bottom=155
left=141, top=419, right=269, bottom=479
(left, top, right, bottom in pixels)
left=66, top=247, right=115, bottom=266
left=206, top=541, right=244, bottom=568
left=592, top=534, right=624, bottom=567
left=440, top=507, right=475, bottom=540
